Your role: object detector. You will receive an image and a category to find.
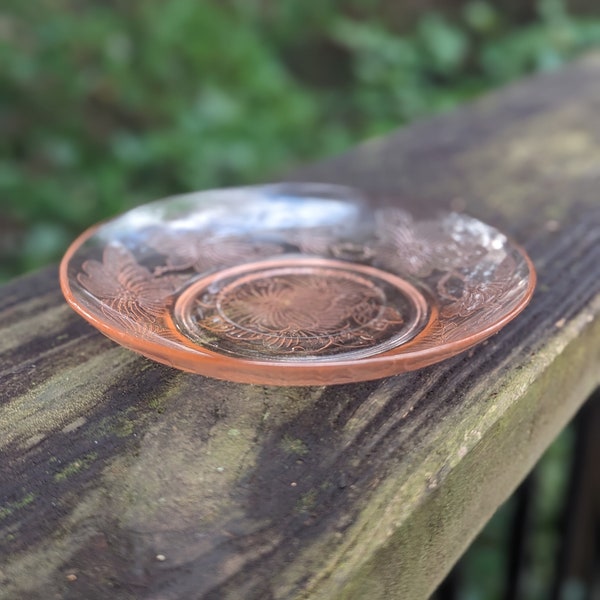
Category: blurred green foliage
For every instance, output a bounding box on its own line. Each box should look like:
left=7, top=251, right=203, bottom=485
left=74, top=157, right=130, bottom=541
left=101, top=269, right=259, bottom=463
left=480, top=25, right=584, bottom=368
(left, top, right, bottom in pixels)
left=2, top=0, right=600, bottom=279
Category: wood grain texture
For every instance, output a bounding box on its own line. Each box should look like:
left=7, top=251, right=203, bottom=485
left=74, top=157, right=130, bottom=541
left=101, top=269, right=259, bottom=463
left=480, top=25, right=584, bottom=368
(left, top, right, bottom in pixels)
left=2, top=55, right=600, bottom=599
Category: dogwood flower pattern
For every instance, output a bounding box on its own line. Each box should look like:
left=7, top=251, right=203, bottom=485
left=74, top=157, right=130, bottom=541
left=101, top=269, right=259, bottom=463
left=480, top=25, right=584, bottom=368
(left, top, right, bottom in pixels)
left=78, top=244, right=175, bottom=331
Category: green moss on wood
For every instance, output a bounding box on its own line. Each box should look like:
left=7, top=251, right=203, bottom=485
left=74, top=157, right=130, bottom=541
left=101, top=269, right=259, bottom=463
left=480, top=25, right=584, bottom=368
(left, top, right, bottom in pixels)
left=54, top=453, right=98, bottom=482
left=0, top=493, right=35, bottom=521
left=296, top=490, right=318, bottom=514
left=281, top=435, right=309, bottom=456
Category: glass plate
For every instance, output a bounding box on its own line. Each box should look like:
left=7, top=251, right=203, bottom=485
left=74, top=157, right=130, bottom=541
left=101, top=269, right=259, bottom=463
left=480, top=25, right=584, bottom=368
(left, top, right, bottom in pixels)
left=59, top=183, right=536, bottom=385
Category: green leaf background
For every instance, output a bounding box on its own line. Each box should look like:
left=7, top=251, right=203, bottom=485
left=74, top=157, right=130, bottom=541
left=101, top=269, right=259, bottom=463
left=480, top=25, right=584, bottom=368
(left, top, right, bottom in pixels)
left=2, top=0, right=600, bottom=279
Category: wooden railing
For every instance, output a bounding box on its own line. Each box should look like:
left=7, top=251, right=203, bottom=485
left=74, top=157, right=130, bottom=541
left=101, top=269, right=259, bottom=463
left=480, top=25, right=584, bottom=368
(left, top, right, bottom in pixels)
left=1, top=55, right=600, bottom=599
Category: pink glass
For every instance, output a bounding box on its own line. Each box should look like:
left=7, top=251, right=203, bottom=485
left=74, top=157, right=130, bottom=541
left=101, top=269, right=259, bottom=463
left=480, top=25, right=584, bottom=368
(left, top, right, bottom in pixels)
left=60, top=183, right=536, bottom=385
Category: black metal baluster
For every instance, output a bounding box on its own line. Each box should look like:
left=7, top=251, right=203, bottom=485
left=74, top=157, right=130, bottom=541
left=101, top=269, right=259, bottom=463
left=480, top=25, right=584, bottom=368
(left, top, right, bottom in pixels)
left=505, top=473, right=537, bottom=600
left=434, top=562, right=462, bottom=600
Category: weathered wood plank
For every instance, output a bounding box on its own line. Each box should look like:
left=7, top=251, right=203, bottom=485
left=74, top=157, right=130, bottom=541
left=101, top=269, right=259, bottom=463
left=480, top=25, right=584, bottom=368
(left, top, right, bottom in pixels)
left=2, top=55, right=600, bottom=599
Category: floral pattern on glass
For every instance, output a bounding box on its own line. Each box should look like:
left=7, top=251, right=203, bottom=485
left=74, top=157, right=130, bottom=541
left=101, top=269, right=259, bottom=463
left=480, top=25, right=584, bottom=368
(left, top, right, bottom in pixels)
left=186, top=270, right=408, bottom=357
left=77, top=244, right=176, bottom=333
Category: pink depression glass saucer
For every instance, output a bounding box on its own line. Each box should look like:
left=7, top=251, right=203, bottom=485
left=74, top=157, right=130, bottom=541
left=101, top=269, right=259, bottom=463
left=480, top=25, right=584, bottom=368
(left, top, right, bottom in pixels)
left=59, top=183, right=536, bottom=385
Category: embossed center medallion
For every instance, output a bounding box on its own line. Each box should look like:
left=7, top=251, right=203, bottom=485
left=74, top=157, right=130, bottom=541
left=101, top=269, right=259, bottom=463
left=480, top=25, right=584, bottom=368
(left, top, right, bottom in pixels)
left=173, top=258, right=429, bottom=361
